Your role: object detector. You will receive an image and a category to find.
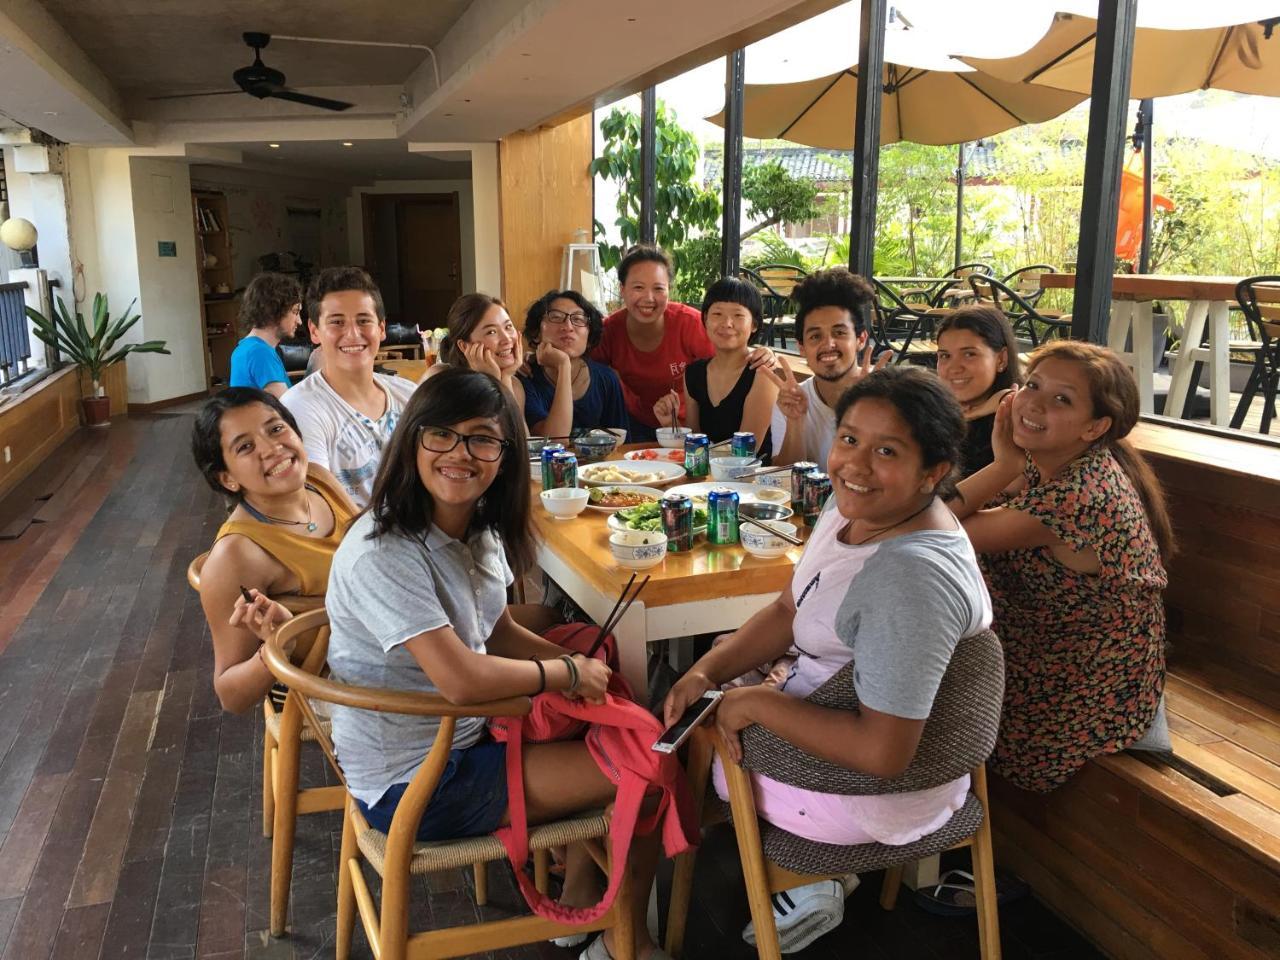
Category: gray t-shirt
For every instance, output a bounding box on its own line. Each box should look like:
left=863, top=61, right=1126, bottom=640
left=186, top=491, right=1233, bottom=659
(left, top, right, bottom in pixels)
left=785, top=504, right=992, bottom=717
left=326, top=510, right=513, bottom=806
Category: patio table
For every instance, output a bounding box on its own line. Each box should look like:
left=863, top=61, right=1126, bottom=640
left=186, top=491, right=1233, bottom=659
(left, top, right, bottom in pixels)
left=531, top=470, right=806, bottom=698
left=1040, top=274, right=1246, bottom=425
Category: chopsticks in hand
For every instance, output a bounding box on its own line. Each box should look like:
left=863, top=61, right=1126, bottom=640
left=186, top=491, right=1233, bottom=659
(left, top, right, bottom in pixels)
left=585, top=573, right=650, bottom=658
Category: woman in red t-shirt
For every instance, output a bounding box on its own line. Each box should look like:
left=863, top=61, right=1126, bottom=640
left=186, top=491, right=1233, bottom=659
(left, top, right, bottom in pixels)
left=593, top=245, right=773, bottom=441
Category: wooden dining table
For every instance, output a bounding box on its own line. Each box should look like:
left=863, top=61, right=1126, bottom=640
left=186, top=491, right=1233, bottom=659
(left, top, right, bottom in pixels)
left=530, top=468, right=807, bottom=698
left=1040, top=274, right=1248, bottom=425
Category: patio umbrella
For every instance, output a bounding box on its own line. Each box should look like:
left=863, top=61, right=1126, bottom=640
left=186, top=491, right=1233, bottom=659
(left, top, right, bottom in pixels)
left=962, top=13, right=1280, bottom=99
left=705, top=63, right=1086, bottom=149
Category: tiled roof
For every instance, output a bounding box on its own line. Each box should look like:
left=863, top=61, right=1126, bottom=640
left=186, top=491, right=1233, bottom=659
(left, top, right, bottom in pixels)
left=702, top=141, right=1037, bottom=185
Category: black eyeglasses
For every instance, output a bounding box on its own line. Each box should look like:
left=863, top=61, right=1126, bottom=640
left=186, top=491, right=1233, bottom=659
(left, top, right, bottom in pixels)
left=544, top=309, right=590, bottom=328
left=418, top=426, right=509, bottom=462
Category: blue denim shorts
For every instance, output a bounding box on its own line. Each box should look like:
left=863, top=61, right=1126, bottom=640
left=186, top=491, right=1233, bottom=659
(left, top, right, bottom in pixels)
left=357, top=737, right=508, bottom=841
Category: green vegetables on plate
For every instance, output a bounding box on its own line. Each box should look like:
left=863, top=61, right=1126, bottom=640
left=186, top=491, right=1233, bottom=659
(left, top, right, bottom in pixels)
left=616, top=501, right=708, bottom=532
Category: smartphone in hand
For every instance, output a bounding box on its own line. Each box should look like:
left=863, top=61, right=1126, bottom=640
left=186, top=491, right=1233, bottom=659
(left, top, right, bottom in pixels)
left=652, top=690, right=723, bottom=753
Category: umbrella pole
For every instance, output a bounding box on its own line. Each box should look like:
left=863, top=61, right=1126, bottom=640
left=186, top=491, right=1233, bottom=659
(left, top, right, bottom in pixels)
left=640, top=86, right=657, bottom=245
left=955, top=142, right=966, bottom=270
left=849, top=0, right=888, bottom=278
left=721, top=49, right=746, bottom=278
left=1138, top=98, right=1153, bottom=274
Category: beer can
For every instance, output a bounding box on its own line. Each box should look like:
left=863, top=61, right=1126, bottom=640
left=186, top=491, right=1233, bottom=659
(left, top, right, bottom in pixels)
left=549, top=451, right=578, bottom=490
left=790, top=461, right=818, bottom=502
left=801, top=471, right=832, bottom=526
left=684, top=433, right=710, bottom=479
left=660, top=493, right=694, bottom=552
left=730, top=431, right=756, bottom=459
left=707, top=486, right=740, bottom=545
left=540, top=443, right=566, bottom=488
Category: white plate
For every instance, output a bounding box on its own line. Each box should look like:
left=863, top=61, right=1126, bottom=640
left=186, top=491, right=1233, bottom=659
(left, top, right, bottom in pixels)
left=578, top=459, right=686, bottom=488
left=623, top=448, right=687, bottom=465
left=662, top=481, right=769, bottom=503
left=607, top=511, right=708, bottom=536
left=584, top=485, right=665, bottom=513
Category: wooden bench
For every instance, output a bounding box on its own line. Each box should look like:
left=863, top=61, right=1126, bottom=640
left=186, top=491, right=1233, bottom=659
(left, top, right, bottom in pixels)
left=990, top=421, right=1280, bottom=960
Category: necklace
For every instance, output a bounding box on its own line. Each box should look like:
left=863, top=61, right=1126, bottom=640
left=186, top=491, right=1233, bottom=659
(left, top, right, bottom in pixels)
left=848, top=496, right=936, bottom=546
left=242, top=485, right=318, bottom=533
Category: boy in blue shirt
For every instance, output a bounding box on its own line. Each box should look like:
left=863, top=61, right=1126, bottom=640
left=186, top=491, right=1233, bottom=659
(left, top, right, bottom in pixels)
left=229, top=272, right=303, bottom=396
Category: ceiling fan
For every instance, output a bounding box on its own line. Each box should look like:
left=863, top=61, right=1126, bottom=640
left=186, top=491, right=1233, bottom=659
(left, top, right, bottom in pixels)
left=148, top=32, right=354, bottom=111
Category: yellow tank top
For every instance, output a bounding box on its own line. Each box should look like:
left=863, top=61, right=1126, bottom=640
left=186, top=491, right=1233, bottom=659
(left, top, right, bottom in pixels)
left=213, top=468, right=355, bottom=596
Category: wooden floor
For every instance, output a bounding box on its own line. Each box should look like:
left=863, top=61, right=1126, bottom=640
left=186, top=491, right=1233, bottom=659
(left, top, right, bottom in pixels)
left=0, top=413, right=1105, bottom=960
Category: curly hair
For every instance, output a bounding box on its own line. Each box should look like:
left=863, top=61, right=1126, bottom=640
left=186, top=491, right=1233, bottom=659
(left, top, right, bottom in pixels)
left=305, top=266, right=385, bottom=324
left=834, top=365, right=966, bottom=501
left=792, top=267, right=876, bottom=342
left=238, top=272, right=302, bottom=334
left=524, top=289, right=604, bottom=351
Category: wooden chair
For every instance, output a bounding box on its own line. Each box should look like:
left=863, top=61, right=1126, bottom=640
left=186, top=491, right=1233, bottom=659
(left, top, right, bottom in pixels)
left=666, top=629, right=1006, bottom=960
left=265, top=609, right=634, bottom=960
left=1000, top=264, right=1057, bottom=311
left=186, top=552, right=339, bottom=937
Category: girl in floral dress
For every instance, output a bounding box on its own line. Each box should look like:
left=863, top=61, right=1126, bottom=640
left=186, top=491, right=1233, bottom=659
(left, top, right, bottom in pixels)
left=950, top=341, right=1174, bottom=792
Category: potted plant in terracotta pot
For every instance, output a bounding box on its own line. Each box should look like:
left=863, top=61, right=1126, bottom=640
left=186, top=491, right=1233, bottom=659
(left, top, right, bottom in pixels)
left=26, top=294, right=170, bottom=426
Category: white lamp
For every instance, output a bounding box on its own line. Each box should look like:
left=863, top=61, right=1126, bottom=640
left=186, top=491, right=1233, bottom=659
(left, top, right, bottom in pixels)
left=560, top=228, right=603, bottom=304
left=0, top=217, right=39, bottom=267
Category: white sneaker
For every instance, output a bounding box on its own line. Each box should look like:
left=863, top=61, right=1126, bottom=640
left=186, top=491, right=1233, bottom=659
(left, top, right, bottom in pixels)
left=741, top=876, right=858, bottom=954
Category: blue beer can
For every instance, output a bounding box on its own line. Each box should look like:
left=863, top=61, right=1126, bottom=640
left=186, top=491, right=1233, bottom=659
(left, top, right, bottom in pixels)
left=707, top=486, right=740, bottom=545
left=731, top=431, right=756, bottom=459
left=684, top=433, right=710, bottom=479
left=540, top=443, right=566, bottom=488
left=549, top=451, right=578, bottom=489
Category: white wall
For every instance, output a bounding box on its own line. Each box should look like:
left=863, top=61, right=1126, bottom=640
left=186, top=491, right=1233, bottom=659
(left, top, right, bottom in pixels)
left=189, top=165, right=350, bottom=288
left=2, top=144, right=74, bottom=294
left=348, top=178, right=479, bottom=294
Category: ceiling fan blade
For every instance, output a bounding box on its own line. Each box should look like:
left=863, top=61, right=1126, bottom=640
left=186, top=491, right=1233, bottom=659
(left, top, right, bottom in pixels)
left=268, top=89, right=354, bottom=111
left=147, top=90, right=243, bottom=101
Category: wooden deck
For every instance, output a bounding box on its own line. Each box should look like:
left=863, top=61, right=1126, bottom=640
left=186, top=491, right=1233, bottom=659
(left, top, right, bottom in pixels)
left=0, top=413, right=1104, bottom=959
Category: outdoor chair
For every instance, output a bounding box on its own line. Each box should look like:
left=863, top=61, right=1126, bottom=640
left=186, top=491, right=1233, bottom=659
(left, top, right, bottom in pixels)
left=871, top=278, right=953, bottom=363
left=1229, top=275, right=1280, bottom=435
left=922, top=262, right=994, bottom=308
left=665, top=629, right=1006, bottom=960
left=186, top=553, right=337, bottom=937
left=265, top=609, right=630, bottom=960
left=1000, top=264, right=1057, bottom=310
left=740, top=264, right=808, bottom=349
left=968, top=274, right=1072, bottom=347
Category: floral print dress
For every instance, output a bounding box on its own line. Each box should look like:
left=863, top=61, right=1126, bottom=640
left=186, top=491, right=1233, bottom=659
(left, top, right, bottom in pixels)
left=981, top=445, right=1167, bottom=792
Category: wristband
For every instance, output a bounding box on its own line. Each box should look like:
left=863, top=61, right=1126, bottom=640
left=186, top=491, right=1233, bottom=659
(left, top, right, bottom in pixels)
left=559, top=654, right=580, bottom=693
left=530, top=657, right=546, bottom=696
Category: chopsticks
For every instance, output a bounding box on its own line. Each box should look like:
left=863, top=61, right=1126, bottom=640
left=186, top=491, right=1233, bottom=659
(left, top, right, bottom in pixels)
left=709, top=438, right=734, bottom=451
left=746, top=464, right=791, bottom=478
left=739, top=514, right=804, bottom=546
left=586, top=572, right=650, bottom=658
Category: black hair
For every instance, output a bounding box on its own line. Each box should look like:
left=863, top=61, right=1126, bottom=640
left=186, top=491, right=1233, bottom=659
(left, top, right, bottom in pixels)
left=306, top=266, right=386, bottom=325
left=524, top=289, right=604, bottom=351
left=439, top=292, right=509, bottom=367
left=365, top=368, right=535, bottom=575
left=699, top=277, right=764, bottom=343
left=616, top=244, right=673, bottom=287
left=792, top=267, right=875, bottom=342
left=191, top=388, right=302, bottom=501
left=239, top=272, right=302, bottom=334
left=935, top=305, right=1022, bottom=396
left=833, top=366, right=966, bottom=500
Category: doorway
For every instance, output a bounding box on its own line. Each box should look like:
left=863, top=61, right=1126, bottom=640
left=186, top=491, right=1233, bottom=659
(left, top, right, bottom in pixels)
left=361, top=193, right=462, bottom=329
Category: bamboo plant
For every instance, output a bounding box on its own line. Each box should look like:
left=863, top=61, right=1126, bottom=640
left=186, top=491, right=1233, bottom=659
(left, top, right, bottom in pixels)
left=26, top=294, right=170, bottom=396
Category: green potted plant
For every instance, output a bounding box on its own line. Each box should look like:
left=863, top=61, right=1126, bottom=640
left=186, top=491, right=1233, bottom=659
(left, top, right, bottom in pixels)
left=26, top=294, right=170, bottom=426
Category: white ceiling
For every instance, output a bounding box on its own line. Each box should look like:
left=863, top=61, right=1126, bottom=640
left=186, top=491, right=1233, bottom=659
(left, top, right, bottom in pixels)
left=206, top=138, right=471, bottom=182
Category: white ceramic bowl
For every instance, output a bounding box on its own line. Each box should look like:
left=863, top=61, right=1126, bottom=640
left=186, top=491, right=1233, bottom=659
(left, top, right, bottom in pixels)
left=710, top=456, right=761, bottom=482
left=609, top=529, right=668, bottom=569
left=539, top=486, right=589, bottom=520
left=656, top=426, right=692, bottom=449
left=753, top=469, right=789, bottom=493
left=739, top=520, right=798, bottom=559
left=752, top=485, right=792, bottom=504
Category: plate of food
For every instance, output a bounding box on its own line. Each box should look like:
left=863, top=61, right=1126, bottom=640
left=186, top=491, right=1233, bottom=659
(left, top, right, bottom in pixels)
left=608, top=497, right=709, bottom=535
left=584, top=485, right=665, bottom=513
left=577, top=459, right=685, bottom=488
left=662, top=481, right=769, bottom=504
left=623, top=448, right=686, bottom=464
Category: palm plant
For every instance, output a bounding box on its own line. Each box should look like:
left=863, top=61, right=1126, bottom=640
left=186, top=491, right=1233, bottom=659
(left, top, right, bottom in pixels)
left=26, top=294, right=169, bottom=396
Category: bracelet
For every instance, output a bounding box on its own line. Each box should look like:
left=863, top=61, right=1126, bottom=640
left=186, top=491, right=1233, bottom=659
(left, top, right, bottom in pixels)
left=530, top=657, right=546, bottom=696
left=559, top=654, right=580, bottom=693
left=257, top=643, right=269, bottom=669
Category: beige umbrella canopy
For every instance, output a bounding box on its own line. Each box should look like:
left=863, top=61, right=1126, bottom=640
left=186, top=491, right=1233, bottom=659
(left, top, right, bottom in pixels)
left=963, top=12, right=1280, bottom=98
left=706, top=63, right=1086, bottom=149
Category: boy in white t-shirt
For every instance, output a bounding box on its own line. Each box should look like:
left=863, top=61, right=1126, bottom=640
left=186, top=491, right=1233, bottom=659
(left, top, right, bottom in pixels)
left=282, top=267, right=415, bottom=508
left=763, top=268, right=887, bottom=467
